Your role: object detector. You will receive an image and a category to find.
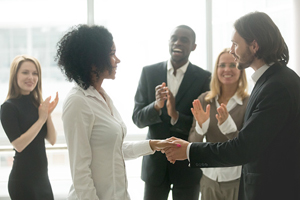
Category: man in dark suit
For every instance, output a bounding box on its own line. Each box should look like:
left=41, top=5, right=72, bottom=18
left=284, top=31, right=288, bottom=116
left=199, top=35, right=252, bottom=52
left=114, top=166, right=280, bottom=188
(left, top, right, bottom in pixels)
left=165, top=12, right=300, bottom=200
left=132, top=25, right=211, bottom=200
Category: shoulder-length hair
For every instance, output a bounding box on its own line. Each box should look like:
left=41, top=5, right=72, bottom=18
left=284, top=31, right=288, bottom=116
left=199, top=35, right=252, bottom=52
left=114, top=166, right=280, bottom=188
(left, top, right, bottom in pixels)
left=234, top=11, right=289, bottom=65
left=205, top=48, right=248, bottom=102
left=6, top=55, right=43, bottom=107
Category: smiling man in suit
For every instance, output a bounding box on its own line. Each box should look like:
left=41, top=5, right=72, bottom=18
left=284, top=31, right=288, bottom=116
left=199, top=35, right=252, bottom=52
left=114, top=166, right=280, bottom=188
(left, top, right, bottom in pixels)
left=132, top=25, right=211, bottom=200
left=165, top=12, right=300, bottom=200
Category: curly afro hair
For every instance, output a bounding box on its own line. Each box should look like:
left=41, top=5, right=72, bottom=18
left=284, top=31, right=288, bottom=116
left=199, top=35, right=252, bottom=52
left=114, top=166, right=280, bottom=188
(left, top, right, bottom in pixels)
left=55, top=25, right=113, bottom=89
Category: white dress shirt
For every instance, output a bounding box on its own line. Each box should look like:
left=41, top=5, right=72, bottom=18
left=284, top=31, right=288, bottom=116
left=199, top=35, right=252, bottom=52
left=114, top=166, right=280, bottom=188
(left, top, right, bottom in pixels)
left=62, top=85, right=154, bottom=200
left=251, top=63, right=270, bottom=83
left=167, top=60, right=189, bottom=97
left=167, top=60, right=189, bottom=124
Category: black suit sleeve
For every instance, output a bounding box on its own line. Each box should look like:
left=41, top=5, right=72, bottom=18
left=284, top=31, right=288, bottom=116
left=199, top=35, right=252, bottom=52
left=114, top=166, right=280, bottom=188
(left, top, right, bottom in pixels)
left=200, top=74, right=211, bottom=93
left=171, top=74, right=210, bottom=136
left=132, top=67, right=162, bottom=128
left=189, top=80, right=294, bottom=167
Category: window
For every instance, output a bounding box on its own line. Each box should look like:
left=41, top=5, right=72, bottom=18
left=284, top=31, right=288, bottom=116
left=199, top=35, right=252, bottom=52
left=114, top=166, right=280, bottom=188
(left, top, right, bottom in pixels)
left=0, top=0, right=86, bottom=198
left=0, top=0, right=87, bottom=145
left=211, top=0, right=293, bottom=91
left=94, top=0, right=206, bottom=138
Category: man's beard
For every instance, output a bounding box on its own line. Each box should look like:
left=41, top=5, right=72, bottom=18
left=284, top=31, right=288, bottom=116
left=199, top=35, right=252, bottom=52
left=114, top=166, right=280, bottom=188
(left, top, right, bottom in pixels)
left=236, top=48, right=255, bottom=70
left=237, top=58, right=254, bottom=70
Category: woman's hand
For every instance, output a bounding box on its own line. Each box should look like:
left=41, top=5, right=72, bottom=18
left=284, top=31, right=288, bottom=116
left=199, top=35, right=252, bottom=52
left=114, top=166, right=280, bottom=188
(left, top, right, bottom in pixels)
left=149, top=139, right=180, bottom=151
left=38, top=96, right=51, bottom=123
left=191, top=99, right=210, bottom=127
left=48, top=92, right=59, bottom=115
left=216, top=103, right=229, bottom=125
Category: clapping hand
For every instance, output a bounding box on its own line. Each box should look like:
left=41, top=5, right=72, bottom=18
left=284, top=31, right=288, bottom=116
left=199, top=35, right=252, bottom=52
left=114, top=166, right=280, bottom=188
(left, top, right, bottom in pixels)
left=191, top=99, right=210, bottom=127
left=166, top=89, right=178, bottom=120
left=216, top=103, right=229, bottom=125
left=38, top=96, right=51, bottom=123
left=48, top=92, right=59, bottom=115
left=154, top=82, right=168, bottom=111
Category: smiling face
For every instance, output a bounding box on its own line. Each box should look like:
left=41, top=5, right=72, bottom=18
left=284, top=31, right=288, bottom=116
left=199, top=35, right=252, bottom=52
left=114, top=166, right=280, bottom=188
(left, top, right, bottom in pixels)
left=230, top=30, right=255, bottom=70
left=217, top=52, right=241, bottom=87
left=169, top=27, right=196, bottom=68
left=17, top=61, right=39, bottom=95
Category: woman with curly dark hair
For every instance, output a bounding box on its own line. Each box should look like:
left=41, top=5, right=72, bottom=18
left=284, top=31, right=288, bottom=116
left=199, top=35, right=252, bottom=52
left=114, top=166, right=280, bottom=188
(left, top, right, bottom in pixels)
left=56, top=25, right=179, bottom=200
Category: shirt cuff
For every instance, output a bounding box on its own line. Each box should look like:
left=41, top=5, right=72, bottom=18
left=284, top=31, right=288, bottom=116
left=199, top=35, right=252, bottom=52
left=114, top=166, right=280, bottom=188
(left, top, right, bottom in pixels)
left=170, top=111, right=179, bottom=125
left=195, top=118, right=210, bottom=135
left=134, top=140, right=155, bottom=155
left=218, top=114, right=237, bottom=134
left=187, top=143, right=192, bottom=162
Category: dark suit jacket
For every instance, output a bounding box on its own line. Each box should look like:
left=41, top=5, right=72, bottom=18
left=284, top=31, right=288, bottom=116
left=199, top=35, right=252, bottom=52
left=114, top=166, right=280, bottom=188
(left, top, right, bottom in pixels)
left=132, top=61, right=211, bottom=186
left=190, top=63, right=300, bottom=200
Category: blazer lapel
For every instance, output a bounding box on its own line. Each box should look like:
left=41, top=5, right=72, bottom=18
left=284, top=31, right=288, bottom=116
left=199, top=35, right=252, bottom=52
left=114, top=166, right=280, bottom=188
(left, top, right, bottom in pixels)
left=175, top=63, right=197, bottom=105
left=160, top=62, right=168, bottom=114
left=161, top=61, right=168, bottom=83
left=244, top=64, right=279, bottom=121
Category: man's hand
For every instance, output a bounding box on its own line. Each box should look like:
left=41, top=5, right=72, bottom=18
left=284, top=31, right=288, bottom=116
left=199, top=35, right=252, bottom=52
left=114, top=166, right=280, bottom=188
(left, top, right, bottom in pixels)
left=216, top=103, right=229, bottom=125
left=191, top=99, right=210, bottom=127
left=166, top=89, right=178, bottom=120
left=164, top=137, right=189, bottom=163
left=154, top=82, right=168, bottom=111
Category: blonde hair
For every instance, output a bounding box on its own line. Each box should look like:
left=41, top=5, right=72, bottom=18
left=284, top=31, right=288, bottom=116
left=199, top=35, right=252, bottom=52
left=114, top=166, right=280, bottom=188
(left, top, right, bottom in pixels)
left=205, top=48, right=248, bottom=102
left=6, top=55, right=43, bottom=107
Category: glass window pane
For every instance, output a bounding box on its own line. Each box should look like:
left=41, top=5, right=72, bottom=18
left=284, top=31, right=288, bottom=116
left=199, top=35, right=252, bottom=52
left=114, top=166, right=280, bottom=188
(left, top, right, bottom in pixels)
left=0, top=0, right=87, bottom=146
left=0, top=1, right=86, bottom=197
left=212, top=0, right=293, bottom=91
left=94, top=0, right=207, bottom=137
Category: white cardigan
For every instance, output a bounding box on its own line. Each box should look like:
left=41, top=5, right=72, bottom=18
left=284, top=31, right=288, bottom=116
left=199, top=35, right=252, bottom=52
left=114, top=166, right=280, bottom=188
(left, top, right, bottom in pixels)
left=62, top=85, right=154, bottom=200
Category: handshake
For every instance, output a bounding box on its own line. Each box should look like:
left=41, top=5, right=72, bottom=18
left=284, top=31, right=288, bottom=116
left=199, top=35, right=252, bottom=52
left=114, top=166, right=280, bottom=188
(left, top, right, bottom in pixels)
left=150, top=137, right=190, bottom=163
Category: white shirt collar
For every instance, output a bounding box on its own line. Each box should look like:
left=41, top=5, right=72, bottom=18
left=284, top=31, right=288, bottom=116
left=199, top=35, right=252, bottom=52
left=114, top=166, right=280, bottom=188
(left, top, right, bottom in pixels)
left=231, top=93, right=243, bottom=105
left=251, top=63, right=273, bottom=83
left=167, top=60, right=189, bottom=74
left=75, top=84, right=106, bottom=101
left=216, top=92, right=243, bottom=106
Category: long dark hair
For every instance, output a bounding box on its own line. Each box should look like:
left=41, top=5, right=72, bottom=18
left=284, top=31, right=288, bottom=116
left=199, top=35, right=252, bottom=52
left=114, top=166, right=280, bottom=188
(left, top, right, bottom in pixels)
left=234, top=11, right=289, bottom=65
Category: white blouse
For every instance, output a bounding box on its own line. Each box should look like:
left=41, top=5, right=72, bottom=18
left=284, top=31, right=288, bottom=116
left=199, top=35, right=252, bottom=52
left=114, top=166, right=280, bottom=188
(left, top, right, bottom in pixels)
left=62, top=85, right=154, bottom=200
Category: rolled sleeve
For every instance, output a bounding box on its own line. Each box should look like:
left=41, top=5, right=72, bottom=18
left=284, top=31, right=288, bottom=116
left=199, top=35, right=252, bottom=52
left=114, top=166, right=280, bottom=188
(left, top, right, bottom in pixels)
left=218, top=114, right=237, bottom=135
left=195, top=118, right=210, bottom=136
